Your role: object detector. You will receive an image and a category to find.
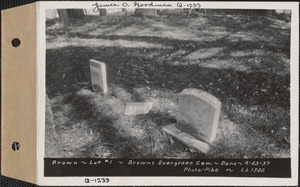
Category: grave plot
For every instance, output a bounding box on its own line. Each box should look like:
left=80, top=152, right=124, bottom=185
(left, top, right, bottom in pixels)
left=46, top=10, right=291, bottom=159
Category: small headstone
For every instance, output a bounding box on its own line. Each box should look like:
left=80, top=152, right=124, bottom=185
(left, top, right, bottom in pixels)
left=89, top=59, right=107, bottom=94
left=124, top=102, right=153, bottom=115
left=177, top=88, right=221, bottom=143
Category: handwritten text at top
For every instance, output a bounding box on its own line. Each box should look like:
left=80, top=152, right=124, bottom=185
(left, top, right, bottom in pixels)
left=92, top=2, right=201, bottom=12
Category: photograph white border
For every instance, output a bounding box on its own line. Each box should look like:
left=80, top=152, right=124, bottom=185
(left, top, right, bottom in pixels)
left=36, top=1, right=299, bottom=186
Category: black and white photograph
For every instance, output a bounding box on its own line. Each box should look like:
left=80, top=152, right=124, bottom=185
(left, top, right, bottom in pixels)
left=41, top=1, right=297, bottom=185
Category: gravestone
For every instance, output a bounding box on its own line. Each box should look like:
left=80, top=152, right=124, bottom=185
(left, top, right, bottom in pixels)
left=124, top=102, right=153, bottom=115
left=45, top=94, right=63, bottom=157
left=89, top=59, right=108, bottom=94
left=177, top=88, right=221, bottom=143
left=162, top=88, right=221, bottom=153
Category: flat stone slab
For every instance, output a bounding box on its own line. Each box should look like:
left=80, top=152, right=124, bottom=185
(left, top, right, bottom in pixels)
left=162, top=123, right=210, bottom=154
left=124, top=102, right=153, bottom=115
left=89, top=59, right=108, bottom=94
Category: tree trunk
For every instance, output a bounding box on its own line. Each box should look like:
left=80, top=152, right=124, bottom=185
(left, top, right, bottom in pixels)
left=99, top=9, right=107, bottom=16
left=67, top=9, right=85, bottom=19
left=122, top=8, right=127, bottom=15
left=265, top=10, right=273, bottom=17
left=57, top=9, right=69, bottom=23
left=135, top=9, right=158, bottom=17
left=57, top=9, right=85, bottom=22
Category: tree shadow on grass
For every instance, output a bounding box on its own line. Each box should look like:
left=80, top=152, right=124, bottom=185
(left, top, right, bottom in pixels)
left=57, top=87, right=184, bottom=158
left=46, top=44, right=290, bottom=109
left=46, top=32, right=290, bottom=57
left=46, top=31, right=290, bottom=158
left=58, top=90, right=151, bottom=158
left=46, top=13, right=291, bottom=158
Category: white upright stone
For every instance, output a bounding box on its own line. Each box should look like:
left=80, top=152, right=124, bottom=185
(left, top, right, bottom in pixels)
left=89, top=59, right=108, bottom=94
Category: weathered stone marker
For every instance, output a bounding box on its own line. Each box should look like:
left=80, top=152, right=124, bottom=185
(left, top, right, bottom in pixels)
left=177, top=88, right=221, bottom=143
left=124, top=102, right=153, bottom=115
left=45, top=94, right=63, bottom=157
left=89, top=59, right=108, bottom=94
left=162, top=88, right=221, bottom=153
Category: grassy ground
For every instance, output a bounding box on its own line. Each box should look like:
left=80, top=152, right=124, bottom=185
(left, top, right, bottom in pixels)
left=46, top=11, right=290, bottom=158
